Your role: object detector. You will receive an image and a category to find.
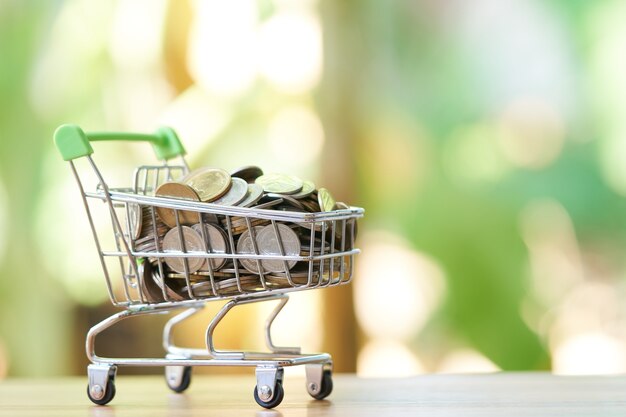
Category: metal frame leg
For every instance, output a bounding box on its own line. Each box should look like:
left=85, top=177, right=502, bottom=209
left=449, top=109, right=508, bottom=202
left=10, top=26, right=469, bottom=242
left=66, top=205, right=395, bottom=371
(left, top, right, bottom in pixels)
left=206, top=299, right=244, bottom=359
left=206, top=294, right=303, bottom=359
left=86, top=304, right=202, bottom=364
left=265, top=295, right=300, bottom=354
left=163, top=306, right=206, bottom=358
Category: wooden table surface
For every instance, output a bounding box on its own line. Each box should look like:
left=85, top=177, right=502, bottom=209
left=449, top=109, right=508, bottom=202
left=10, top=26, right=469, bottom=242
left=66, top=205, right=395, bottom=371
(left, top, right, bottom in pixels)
left=1, top=373, right=625, bottom=416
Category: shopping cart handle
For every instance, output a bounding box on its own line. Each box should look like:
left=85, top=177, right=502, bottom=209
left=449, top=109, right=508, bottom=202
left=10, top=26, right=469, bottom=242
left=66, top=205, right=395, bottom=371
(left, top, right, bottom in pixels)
left=54, top=124, right=186, bottom=161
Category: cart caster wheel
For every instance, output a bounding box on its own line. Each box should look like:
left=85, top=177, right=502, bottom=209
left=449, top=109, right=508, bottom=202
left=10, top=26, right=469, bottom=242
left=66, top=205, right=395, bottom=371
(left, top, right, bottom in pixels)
left=254, top=380, right=284, bottom=409
left=166, top=366, right=192, bottom=393
left=309, top=370, right=333, bottom=400
left=87, top=379, right=116, bottom=406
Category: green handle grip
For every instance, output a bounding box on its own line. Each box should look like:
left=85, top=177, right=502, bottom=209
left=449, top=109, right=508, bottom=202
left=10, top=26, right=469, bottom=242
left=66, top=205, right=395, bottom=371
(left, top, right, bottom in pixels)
left=54, top=124, right=186, bottom=161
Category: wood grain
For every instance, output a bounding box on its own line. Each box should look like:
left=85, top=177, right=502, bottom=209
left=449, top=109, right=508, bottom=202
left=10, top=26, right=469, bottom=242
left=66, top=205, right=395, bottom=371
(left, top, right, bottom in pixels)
left=1, top=373, right=626, bottom=416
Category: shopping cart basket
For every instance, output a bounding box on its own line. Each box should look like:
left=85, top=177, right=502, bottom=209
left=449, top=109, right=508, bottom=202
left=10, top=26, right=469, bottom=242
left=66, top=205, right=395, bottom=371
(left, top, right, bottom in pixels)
left=54, top=124, right=364, bottom=408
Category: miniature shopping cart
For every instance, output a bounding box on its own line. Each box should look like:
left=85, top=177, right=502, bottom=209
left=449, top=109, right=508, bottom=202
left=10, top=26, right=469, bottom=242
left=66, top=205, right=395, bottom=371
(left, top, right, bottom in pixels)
left=54, top=124, right=364, bottom=408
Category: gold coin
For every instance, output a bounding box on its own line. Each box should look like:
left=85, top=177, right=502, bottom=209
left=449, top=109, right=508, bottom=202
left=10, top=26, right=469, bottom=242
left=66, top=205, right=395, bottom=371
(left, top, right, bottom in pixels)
left=335, top=201, right=350, bottom=210
left=317, top=187, right=337, bottom=212
left=155, top=182, right=201, bottom=228
left=256, top=173, right=303, bottom=195
left=183, top=167, right=232, bottom=202
left=162, top=226, right=205, bottom=274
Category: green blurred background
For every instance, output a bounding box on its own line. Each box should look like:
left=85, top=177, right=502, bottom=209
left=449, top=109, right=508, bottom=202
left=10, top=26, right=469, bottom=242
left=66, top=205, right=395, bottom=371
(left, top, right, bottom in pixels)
left=2, top=0, right=626, bottom=377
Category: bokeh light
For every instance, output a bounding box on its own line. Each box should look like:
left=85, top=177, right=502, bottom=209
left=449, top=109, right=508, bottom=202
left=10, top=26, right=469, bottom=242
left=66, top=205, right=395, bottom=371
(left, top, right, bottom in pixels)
left=35, top=163, right=110, bottom=306
left=355, top=230, right=446, bottom=342
left=108, top=0, right=167, bottom=71
left=496, top=97, right=565, bottom=169
left=520, top=199, right=583, bottom=308
left=258, top=10, right=322, bottom=93
left=443, top=123, right=509, bottom=184
left=553, top=332, right=626, bottom=375
left=357, top=339, right=425, bottom=377
left=187, top=0, right=258, bottom=97
left=437, top=349, right=499, bottom=373
left=589, top=1, right=626, bottom=195
left=160, top=86, right=232, bottom=156
left=0, top=177, right=7, bottom=264
left=0, top=339, right=7, bottom=379
left=267, top=105, right=325, bottom=168
left=255, top=292, right=322, bottom=353
left=3, top=0, right=626, bottom=379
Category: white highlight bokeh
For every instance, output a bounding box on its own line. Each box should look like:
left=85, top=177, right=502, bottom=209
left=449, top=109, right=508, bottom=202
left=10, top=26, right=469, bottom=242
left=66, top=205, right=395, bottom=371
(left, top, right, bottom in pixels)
left=437, top=349, right=499, bottom=373
left=553, top=332, right=626, bottom=375
left=354, top=230, right=446, bottom=341
left=267, top=105, right=325, bottom=168
left=187, top=0, right=258, bottom=97
left=357, top=339, right=425, bottom=377
left=108, top=0, right=167, bottom=70
left=258, top=10, right=322, bottom=93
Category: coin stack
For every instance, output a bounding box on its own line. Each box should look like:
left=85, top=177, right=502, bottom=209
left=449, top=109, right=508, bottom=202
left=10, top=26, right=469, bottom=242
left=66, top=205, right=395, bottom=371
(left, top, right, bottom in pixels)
left=131, top=206, right=169, bottom=256
left=125, top=165, right=357, bottom=300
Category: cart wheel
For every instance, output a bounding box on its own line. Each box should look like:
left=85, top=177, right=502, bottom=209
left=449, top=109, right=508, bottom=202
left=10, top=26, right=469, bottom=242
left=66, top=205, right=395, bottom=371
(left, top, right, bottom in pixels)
left=309, top=370, right=333, bottom=400
left=253, top=380, right=284, bottom=409
left=87, top=378, right=116, bottom=406
left=165, top=366, right=192, bottom=393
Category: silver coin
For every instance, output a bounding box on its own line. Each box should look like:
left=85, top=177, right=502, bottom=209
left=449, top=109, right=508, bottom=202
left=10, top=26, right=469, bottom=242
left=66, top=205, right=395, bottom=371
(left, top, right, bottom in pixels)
left=166, top=272, right=215, bottom=281
left=264, top=272, right=315, bottom=287
left=317, top=187, right=337, bottom=212
left=202, top=212, right=220, bottom=224
left=137, top=260, right=163, bottom=303
left=228, top=220, right=271, bottom=235
left=125, top=203, right=142, bottom=240
left=191, top=223, right=228, bottom=271
left=256, top=173, right=303, bottom=195
left=162, top=226, right=205, bottom=274
left=265, top=193, right=305, bottom=211
left=255, top=224, right=301, bottom=273
left=151, top=269, right=185, bottom=301
left=230, top=165, right=264, bottom=183
left=211, top=177, right=248, bottom=206
left=299, top=196, right=321, bottom=213
left=236, top=226, right=266, bottom=274
left=291, top=180, right=316, bottom=199
left=237, top=183, right=264, bottom=207
left=225, top=217, right=268, bottom=229
left=183, top=275, right=261, bottom=296
left=248, top=198, right=284, bottom=210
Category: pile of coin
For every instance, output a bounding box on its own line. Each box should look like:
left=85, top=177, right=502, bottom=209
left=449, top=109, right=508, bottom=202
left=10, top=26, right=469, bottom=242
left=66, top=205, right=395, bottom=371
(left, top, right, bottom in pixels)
left=126, top=165, right=357, bottom=301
